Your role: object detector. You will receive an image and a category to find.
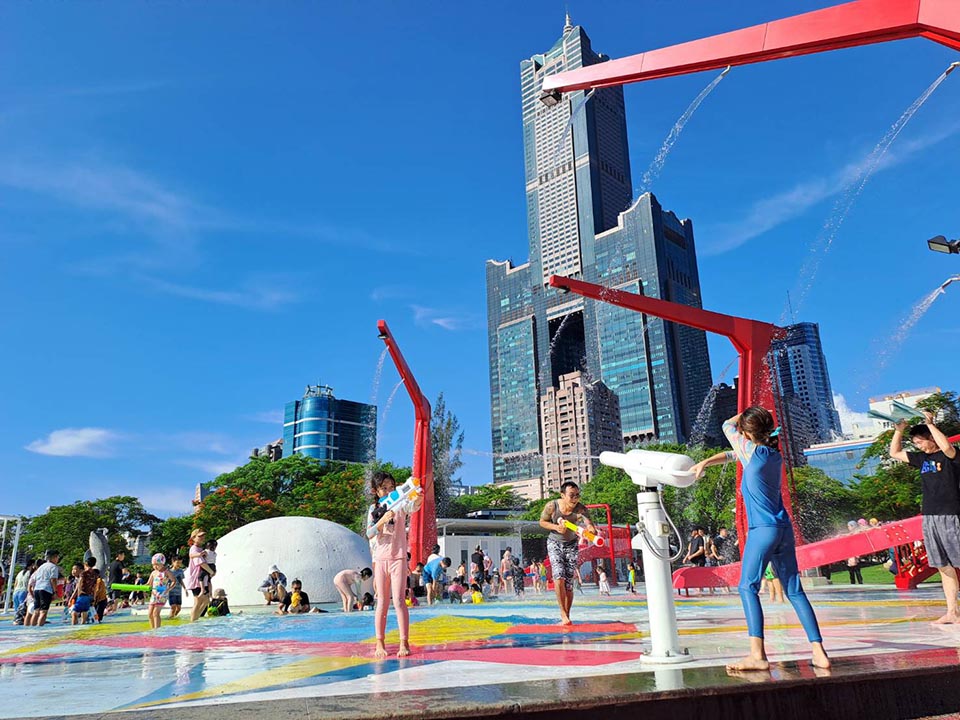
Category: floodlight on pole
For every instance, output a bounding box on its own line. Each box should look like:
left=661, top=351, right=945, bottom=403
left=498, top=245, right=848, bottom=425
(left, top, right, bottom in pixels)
left=927, top=235, right=960, bottom=254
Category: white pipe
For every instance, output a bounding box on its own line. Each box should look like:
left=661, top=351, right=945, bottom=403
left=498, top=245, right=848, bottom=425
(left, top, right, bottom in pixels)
left=3, top=519, right=22, bottom=613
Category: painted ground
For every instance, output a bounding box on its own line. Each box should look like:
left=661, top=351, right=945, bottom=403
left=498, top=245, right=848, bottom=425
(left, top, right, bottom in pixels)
left=2, top=585, right=959, bottom=716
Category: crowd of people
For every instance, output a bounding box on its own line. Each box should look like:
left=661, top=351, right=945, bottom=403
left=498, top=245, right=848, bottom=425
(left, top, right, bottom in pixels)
left=9, top=405, right=960, bottom=676
left=8, top=532, right=227, bottom=628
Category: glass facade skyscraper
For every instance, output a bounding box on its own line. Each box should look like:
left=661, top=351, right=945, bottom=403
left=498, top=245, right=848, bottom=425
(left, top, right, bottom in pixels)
left=486, top=19, right=713, bottom=489
left=770, top=322, right=842, bottom=466
left=283, top=385, right=376, bottom=465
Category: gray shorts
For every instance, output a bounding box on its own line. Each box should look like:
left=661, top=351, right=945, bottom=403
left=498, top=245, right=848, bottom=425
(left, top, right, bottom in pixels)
left=921, top=515, right=960, bottom=568
left=547, top=538, right=579, bottom=589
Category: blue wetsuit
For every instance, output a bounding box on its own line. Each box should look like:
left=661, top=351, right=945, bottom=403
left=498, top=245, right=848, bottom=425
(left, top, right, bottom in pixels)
left=724, top=420, right=822, bottom=642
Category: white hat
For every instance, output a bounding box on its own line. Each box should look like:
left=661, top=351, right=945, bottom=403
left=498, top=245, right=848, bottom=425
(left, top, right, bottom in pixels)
left=269, top=564, right=280, bottom=573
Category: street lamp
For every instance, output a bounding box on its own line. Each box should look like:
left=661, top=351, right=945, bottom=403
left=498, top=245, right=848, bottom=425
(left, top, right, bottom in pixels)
left=927, top=235, right=960, bottom=254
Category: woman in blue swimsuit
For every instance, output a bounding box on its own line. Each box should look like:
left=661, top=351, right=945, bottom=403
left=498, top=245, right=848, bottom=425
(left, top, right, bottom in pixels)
left=692, top=407, right=830, bottom=672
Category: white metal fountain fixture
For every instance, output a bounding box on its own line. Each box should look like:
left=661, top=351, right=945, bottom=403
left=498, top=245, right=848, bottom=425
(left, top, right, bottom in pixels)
left=599, top=449, right=698, bottom=664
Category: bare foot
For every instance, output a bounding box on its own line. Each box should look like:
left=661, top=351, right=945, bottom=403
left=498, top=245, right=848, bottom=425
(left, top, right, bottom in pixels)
left=374, top=643, right=388, bottom=660
left=726, top=656, right=770, bottom=672
left=811, top=643, right=831, bottom=669
left=397, top=642, right=411, bottom=658
left=932, top=612, right=960, bottom=624
left=559, top=615, right=572, bottom=626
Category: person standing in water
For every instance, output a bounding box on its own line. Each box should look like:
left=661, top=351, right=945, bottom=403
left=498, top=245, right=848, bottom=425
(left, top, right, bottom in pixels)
left=691, top=408, right=830, bottom=672
left=366, top=471, right=422, bottom=659
left=538, top=481, right=597, bottom=625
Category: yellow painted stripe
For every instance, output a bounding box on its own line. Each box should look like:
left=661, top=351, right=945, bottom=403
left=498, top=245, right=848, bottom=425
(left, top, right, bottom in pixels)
left=678, top=615, right=934, bottom=636
left=366, top=615, right=513, bottom=645
left=129, top=655, right=370, bottom=708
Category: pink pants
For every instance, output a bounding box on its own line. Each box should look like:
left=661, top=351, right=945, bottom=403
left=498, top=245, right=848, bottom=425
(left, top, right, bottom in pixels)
left=374, top=557, right=409, bottom=642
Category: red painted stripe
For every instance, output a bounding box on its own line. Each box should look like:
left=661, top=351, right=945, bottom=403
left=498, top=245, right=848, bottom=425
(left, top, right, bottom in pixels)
left=504, top=622, right=638, bottom=635
left=424, top=647, right=642, bottom=666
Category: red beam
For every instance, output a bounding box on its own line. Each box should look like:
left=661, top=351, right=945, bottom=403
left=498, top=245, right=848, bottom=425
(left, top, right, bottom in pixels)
left=541, top=0, right=960, bottom=96
left=377, top=320, right=435, bottom=569
left=548, top=275, right=793, bottom=547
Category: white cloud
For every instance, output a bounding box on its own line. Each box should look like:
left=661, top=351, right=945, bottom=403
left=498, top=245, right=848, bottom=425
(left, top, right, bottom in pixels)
left=246, top=410, right=284, bottom=425
left=26, top=428, right=120, bottom=458
left=0, top=157, right=216, bottom=235
left=411, top=304, right=480, bottom=331
left=178, top=459, right=242, bottom=477
left=370, top=285, right=411, bottom=302
left=833, top=393, right=875, bottom=436
left=701, top=124, right=960, bottom=256
left=131, top=487, right=197, bottom=516
left=139, top=275, right=301, bottom=311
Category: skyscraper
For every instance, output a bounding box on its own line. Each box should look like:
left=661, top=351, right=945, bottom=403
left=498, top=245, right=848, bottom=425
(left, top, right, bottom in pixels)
left=541, top=371, right=622, bottom=495
left=769, top=322, right=842, bottom=465
left=486, top=19, right=712, bottom=491
left=283, top=384, right=376, bottom=465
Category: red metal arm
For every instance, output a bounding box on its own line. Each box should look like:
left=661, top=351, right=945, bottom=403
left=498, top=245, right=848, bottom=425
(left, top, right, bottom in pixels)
left=377, top=320, right=435, bottom=569
left=548, top=274, right=792, bottom=546
left=541, top=0, right=960, bottom=96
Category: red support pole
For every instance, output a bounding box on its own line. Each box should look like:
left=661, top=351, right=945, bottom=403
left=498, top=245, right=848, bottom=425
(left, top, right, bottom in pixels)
left=548, top=275, right=795, bottom=547
left=541, top=0, right=960, bottom=97
left=377, top=320, right=435, bottom=570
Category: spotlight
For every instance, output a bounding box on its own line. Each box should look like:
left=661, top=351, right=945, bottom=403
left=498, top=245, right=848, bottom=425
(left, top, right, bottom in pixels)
left=927, top=235, right=960, bottom=254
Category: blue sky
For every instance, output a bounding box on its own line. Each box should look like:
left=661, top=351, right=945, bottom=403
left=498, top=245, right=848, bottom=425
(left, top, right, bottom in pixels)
left=3, top=2, right=959, bottom=519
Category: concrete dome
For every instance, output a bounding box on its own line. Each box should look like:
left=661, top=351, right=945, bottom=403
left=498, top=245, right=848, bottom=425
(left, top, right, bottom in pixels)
left=215, top=516, right=372, bottom=606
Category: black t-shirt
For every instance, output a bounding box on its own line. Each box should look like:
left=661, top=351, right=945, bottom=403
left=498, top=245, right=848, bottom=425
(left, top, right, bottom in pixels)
left=688, top=535, right=706, bottom=566
left=281, top=590, right=310, bottom=610
left=471, top=552, right=484, bottom=574
left=108, top=560, right=124, bottom=585
left=908, top=449, right=960, bottom=515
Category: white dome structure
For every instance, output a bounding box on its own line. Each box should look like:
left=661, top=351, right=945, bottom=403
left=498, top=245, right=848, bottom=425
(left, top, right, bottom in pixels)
left=215, top=516, right=372, bottom=606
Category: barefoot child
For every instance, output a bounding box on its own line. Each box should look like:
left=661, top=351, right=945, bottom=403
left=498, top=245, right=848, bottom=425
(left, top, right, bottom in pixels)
left=365, top=471, right=422, bottom=659
left=147, top=554, right=176, bottom=630
left=692, top=408, right=829, bottom=672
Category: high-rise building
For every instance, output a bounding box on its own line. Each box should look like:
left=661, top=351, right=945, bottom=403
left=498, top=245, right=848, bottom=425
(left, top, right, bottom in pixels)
left=698, top=379, right=739, bottom=449
left=283, top=385, right=376, bottom=465
left=485, top=18, right=712, bottom=488
left=769, top=322, right=842, bottom=465
left=803, top=438, right=881, bottom=485
left=541, top=371, right=623, bottom=495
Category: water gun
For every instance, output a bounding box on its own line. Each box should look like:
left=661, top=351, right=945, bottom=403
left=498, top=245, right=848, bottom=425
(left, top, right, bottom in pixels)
left=562, top=519, right=605, bottom=548
left=109, top=583, right=145, bottom=593
left=377, top=476, right=422, bottom=515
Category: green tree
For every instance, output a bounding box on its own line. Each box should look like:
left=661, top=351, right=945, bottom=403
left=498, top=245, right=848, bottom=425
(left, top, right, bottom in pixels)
left=916, top=391, right=960, bottom=434
left=431, top=392, right=464, bottom=517
left=193, top=487, right=281, bottom=539
left=579, top=465, right=640, bottom=525
left=150, top=514, right=196, bottom=563
left=850, top=463, right=920, bottom=520
left=284, top=463, right=369, bottom=533
left=652, top=446, right=737, bottom=533
left=448, top=484, right=525, bottom=518
left=520, top=495, right=559, bottom=522
left=209, top=453, right=327, bottom=503
left=21, top=496, right=159, bottom=569
left=790, top=466, right=857, bottom=542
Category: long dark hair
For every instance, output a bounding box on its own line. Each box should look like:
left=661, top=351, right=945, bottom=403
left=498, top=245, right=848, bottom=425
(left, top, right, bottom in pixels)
left=738, top=406, right=780, bottom=451
left=370, top=470, right=395, bottom=495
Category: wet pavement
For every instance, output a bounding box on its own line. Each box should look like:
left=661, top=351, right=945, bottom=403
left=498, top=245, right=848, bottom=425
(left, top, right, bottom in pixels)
left=2, top=584, right=960, bottom=718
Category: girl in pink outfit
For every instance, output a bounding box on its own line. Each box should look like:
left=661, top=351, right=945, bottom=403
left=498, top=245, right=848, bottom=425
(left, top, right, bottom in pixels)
left=185, top=529, right=215, bottom=622
left=366, top=471, right=422, bottom=659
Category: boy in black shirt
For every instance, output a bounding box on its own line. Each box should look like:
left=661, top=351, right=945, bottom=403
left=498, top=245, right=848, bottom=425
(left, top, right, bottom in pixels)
left=890, top=410, right=960, bottom=624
